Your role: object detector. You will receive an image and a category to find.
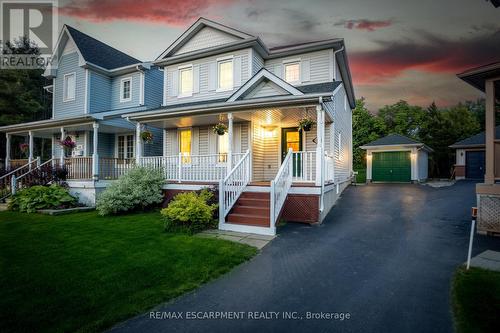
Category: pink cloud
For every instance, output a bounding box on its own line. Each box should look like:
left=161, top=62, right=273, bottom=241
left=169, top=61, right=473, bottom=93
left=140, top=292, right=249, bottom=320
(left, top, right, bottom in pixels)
left=342, top=19, right=393, bottom=32
left=59, top=0, right=233, bottom=26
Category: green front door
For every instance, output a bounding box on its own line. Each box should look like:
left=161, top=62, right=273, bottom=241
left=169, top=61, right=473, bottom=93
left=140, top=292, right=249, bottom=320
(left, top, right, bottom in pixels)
left=281, top=127, right=302, bottom=177
left=372, top=151, right=411, bottom=182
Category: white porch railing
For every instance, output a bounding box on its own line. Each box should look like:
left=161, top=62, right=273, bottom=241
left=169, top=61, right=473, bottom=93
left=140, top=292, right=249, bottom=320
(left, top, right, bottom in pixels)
left=140, top=153, right=245, bottom=182
left=219, top=150, right=251, bottom=222
left=291, top=151, right=316, bottom=182
left=12, top=158, right=52, bottom=195
left=0, top=158, right=39, bottom=200
left=270, top=148, right=293, bottom=229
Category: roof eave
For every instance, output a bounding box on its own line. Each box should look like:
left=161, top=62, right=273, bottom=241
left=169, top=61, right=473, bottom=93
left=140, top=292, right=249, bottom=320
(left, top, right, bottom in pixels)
left=0, top=115, right=96, bottom=133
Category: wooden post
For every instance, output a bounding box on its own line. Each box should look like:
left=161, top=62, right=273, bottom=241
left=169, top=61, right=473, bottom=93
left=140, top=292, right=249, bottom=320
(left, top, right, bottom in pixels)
left=92, top=122, right=99, bottom=180
left=135, top=122, right=142, bottom=165
left=484, top=79, right=495, bottom=184
left=315, top=105, right=325, bottom=186
left=227, top=113, right=233, bottom=173
left=28, top=131, right=34, bottom=170
left=5, top=133, right=11, bottom=169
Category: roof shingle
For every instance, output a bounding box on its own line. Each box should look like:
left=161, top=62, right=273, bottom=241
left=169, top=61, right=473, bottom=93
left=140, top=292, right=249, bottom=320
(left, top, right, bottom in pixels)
left=362, top=134, right=422, bottom=147
left=449, top=126, right=500, bottom=148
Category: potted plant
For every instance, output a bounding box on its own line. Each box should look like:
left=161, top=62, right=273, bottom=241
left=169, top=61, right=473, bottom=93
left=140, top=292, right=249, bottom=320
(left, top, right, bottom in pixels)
left=141, top=130, right=154, bottom=144
left=212, top=123, right=228, bottom=136
left=298, top=117, right=316, bottom=132
left=19, top=143, right=29, bottom=158
left=59, top=137, right=76, bottom=157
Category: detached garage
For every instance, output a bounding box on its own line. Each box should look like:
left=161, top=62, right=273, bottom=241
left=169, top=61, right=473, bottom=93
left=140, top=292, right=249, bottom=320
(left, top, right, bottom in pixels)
left=360, top=134, right=433, bottom=183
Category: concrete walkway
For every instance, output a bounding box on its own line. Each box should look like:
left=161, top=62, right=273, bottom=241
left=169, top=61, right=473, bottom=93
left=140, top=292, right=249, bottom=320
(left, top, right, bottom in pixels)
left=469, top=250, right=500, bottom=271
left=197, top=230, right=275, bottom=249
left=110, top=181, right=500, bottom=333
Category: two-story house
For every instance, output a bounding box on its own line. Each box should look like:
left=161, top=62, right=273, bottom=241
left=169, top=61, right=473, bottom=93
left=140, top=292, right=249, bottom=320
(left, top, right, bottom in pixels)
left=1, top=18, right=355, bottom=236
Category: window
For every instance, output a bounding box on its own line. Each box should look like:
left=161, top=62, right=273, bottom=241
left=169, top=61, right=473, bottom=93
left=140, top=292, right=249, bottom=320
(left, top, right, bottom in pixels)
left=117, top=134, right=134, bottom=159
left=284, top=62, right=300, bottom=83
left=179, top=129, right=191, bottom=163
left=120, top=78, right=132, bottom=102
left=63, top=73, right=76, bottom=101
left=179, top=67, right=193, bottom=96
left=218, top=59, right=233, bottom=90
left=218, top=132, right=229, bottom=162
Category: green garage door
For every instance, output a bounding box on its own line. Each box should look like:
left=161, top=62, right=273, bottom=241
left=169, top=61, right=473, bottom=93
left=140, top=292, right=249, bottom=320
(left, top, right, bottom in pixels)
left=372, top=151, right=411, bottom=182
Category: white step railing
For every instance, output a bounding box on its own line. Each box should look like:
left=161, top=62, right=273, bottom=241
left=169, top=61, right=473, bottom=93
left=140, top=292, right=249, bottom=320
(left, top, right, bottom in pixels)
left=0, top=158, right=39, bottom=200
left=12, top=158, right=52, bottom=195
left=219, top=150, right=251, bottom=223
left=270, top=148, right=293, bottom=229
left=140, top=153, right=246, bottom=182
left=291, top=151, right=316, bottom=182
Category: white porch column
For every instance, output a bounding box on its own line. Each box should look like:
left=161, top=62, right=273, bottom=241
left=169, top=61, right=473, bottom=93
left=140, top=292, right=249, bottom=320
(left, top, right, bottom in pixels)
left=227, top=113, right=233, bottom=173
left=315, top=105, right=325, bottom=187
left=162, top=129, right=167, bottom=157
left=28, top=131, right=34, bottom=169
left=136, top=122, right=142, bottom=165
left=92, top=122, right=99, bottom=180
left=484, top=79, right=495, bottom=185
left=5, top=133, right=11, bottom=169
left=60, top=127, right=65, bottom=166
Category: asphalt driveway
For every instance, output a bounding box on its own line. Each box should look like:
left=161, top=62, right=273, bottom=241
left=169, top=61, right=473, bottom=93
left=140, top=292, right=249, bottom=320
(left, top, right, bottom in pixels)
left=111, top=181, right=500, bottom=333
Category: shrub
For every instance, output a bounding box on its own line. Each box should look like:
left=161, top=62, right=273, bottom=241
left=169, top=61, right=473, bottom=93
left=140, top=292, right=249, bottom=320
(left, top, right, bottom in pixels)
left=9, top=184, right=77, bottom=213
left=96, top=166, right=164, bottom=216
left=161, top=189, right=218, bottom=234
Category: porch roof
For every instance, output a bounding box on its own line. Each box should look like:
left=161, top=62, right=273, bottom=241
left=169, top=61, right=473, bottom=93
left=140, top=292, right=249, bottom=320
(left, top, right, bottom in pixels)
left=122, top=91, right=333, bottom=123
left=0, top=115, right=95, bottom=133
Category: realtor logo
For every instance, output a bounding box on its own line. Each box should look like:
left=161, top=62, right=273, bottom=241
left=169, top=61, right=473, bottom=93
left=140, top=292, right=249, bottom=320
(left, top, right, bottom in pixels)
left=1, top=0, right=57, bottom=54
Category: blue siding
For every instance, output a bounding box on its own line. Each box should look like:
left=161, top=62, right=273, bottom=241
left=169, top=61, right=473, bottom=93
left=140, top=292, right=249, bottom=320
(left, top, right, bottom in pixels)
left=110, top=72, right=141, bottom=110
left=143, top=126, right=163, bottom=156
left=89, top=132, right=114, bottom=158
left=144, top=68, right=163, bottom=109
left=53, top=52, right=86, bottom=119
left=53, top=132, right=89, bottom=157
left=89, top=71, right=111, bottom=113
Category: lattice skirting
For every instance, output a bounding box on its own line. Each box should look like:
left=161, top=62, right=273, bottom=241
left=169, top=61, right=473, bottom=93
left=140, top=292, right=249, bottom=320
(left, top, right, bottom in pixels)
left=477, top=194, right=500, bottom=233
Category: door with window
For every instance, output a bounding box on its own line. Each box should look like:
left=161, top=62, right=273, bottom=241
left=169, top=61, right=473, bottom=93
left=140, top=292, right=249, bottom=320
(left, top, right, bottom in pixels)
left=281, top=127, right=302, bottom=177
left=179, top=129, right=192, bottom=163
left=117, top=134, right=134, bottom=162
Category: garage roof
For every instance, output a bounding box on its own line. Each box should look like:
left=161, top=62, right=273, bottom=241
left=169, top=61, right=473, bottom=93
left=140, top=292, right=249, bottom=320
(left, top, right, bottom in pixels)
left=449, top=126, right=500, bottom=148
left=360, top=134, right=433, bottom=152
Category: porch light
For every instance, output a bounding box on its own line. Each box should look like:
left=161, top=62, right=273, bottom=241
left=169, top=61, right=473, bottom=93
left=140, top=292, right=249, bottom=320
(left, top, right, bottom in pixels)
left=263, top=126, right=277, bottom=138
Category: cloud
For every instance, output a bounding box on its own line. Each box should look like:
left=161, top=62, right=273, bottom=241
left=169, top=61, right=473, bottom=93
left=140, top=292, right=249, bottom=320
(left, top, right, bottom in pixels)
left=336, top=19, right=393, bottom=32
left=59, top=0, right=233, bottom=26
left=349, top=29, right=500, bottom=84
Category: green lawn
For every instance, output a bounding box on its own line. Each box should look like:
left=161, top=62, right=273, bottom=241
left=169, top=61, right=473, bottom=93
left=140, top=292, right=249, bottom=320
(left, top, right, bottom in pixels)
left=452, top=267, right=500, bottom=333
left=0, top=211, right=257, bottom=333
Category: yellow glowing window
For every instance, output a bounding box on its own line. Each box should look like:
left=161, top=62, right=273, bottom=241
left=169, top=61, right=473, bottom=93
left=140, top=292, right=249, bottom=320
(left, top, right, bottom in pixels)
left=179, top=129, right=191, bottom=163
left=218, top=59, right=233, bottom=90
left=179, top=67, right=193, bottom=96
left=286, top=131, right=300, bottom=151
left=218, top=132, right=229, bottom=162
left=284, top=62, right=300, bottom=83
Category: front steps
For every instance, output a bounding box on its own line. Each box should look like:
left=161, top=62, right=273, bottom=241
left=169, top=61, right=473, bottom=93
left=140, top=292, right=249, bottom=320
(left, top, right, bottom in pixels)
left=226, top=192, right=271, bottom=228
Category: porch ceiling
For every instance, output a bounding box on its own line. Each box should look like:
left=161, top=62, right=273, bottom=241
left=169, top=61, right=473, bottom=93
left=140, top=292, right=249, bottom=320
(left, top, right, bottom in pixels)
left=141, top=105, right=331, bottom=129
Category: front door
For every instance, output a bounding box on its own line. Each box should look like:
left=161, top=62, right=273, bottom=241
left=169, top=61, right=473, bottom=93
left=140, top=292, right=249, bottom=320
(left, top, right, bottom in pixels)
left=281, top=127, right=303, bottom=177
left=465, top=151, right=485, bottom=179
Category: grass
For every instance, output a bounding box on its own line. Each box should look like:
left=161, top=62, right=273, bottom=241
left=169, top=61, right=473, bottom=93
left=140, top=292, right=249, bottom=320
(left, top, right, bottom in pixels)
left=0, top=210, right=257, bottom=333
left=452, top=267, right=500, bottom=333
left=354, top=168, right=366, bottom=183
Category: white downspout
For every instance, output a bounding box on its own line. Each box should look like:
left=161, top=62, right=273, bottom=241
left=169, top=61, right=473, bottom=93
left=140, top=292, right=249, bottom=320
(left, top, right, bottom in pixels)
left=333, top=46, right=344, bottom=81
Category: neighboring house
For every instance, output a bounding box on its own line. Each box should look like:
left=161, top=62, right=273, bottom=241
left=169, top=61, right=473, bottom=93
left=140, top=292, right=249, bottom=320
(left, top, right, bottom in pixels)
left=449, top=126, right=500, bottom=180
left=1, top=18, right=355, bottom=236
left=360, top=134, right=432, bottom=183
left=457, top=62, right=500, bottom=234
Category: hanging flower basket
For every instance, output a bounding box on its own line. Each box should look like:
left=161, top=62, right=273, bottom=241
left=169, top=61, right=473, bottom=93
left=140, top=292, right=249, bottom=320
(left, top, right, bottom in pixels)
left=298, top=117, right=316, bottom=132
left=59, top=138, right=76, bottom=157
left=19, top=143, right=29, bottom=158
left=212, top=123, right=228, bottom=136
left=141, top=131, right=154, bottom=144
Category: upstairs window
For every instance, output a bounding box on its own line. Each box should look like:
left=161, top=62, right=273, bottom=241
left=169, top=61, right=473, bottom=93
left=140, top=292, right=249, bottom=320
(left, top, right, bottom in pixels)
left=218, top=58, right=233, bottom=90
left=63, top=73, right=76, bottom=101
left=120, top=78, right=132, bottom=102
left=179, top=66, right=193, bottom=97
left=284, top=61, right=300, bottom=83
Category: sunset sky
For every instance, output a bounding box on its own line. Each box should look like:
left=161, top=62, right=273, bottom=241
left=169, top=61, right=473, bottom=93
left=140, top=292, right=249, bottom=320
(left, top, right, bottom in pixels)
left=56, top=0, right=500, bottom=111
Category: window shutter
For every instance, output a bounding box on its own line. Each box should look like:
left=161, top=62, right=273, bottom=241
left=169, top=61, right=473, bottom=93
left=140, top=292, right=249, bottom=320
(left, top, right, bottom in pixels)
left=193, top=65, right=200, bottom=93
left=208, top=129, right=217, bottom=154
left=232, top=124, right=241, bottom=153
left=208, top=62, right=216, bottom=91
left=166, top=129, right=178, bottom=155
left=171, top=70, right=178, bottom=96
left=234, top=57, right=242, bottom=87
left=192, top=127, right=199, bottom=155
left=301, top=60, right=310, bottom=82
left=273, top=64, right=282, bottom=77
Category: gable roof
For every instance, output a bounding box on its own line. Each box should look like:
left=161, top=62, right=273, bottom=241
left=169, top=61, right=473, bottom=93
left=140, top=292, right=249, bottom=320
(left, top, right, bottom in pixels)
left=64, top=25, right=141, bottom=70
left=449, top=126, right=500, bottom=148
left=157, top=17, right=255, bottom=59
left=227, top=68, right=304, bottom=102
left=360, top=134, right=433, bottom=152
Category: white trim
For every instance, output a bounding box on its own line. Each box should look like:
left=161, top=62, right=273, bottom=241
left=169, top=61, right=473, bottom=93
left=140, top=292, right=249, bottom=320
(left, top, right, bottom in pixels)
left=52, top=78, right=55, bottom=118
left=115, top=133, right=136, bottom=159
left=162, top=69, right=167, bottom=106
left=139, top=71, right=145, bottom=105
left=84, top=69, right=89, bottom=113
left=283, top=60, right=301, bottom=84
left=248, top=49, right=254, bottom=76
left=178, top=65, right=194, bottom=98
left=329, top=48, right=334, bottom=81
left=119, top=77, right=133, bottom=103
left=282, top=57, right=301, bottom=64
left=216, top=57, right=234, bottom=92
left=219, top=223, right=276, bottom=236
left=227, top=69, right=304, bottom=102
left=63, top=72, right=76, bottom=102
